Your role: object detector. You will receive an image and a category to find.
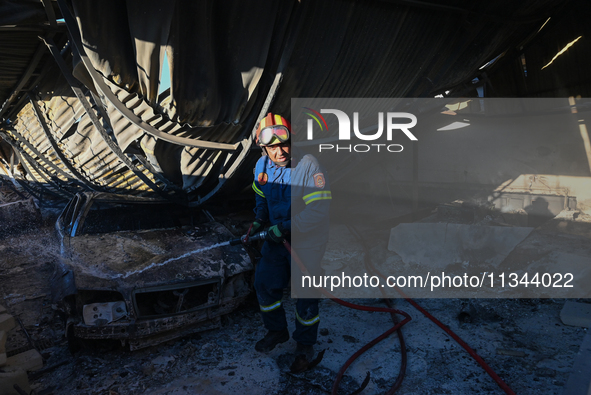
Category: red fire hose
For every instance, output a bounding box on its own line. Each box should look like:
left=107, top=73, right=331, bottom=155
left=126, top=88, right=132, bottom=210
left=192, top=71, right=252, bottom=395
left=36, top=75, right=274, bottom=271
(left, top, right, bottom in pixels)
left=284, top=240, right=411, bottom=395
left=349, top=226, right=515, bottom=395
left=282, top=226, right=517, bottom=395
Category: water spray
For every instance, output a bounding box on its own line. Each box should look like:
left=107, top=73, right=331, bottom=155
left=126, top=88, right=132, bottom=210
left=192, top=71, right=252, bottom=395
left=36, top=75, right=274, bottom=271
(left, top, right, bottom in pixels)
left=123, top=230, right=267, bottom=278
left=118, top=240, right=233, bottom=278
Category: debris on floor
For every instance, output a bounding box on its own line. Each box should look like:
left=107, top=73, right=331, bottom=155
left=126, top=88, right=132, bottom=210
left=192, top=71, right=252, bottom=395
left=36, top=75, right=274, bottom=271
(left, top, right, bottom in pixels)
left=0, top=202, right=590, bottom=394
left=0, top=304, right=44, bottom=395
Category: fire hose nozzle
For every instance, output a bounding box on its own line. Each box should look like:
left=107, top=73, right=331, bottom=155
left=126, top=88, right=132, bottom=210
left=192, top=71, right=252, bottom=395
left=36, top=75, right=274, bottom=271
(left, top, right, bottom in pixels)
left=229, top=229, right=268, bottom=246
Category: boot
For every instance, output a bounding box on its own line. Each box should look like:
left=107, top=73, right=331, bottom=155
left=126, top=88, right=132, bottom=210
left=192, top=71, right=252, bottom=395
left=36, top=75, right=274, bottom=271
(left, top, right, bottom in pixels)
left=290, top=343, right=316, bottom=373
left=295, top=343, right=314, bottom=361
left=255, top=329, right=289, bottom=352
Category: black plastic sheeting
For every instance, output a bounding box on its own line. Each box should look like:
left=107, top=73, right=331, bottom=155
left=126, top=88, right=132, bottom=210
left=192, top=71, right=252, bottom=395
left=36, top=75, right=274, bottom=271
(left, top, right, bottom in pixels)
left=67, top=0, right=569, bottom=122
left=71, top=0, right=295, bottom=126
left=0, top=0, right=586, bottom=205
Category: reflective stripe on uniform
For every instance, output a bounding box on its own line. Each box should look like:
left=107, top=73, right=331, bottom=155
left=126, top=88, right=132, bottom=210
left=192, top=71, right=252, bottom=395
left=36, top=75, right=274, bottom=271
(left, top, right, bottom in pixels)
left=296, top=311, right=320, bottom=326
left=252, top=182, right=265, bottom=198
left=302, top=190, right=331, bottom=205
left=260, top=300, right=282, bottom=312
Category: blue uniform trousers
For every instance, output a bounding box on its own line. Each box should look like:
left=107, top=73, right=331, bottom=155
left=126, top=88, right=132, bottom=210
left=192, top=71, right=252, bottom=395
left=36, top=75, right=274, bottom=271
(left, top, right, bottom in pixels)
left=254, top=241, right=325, bottom=346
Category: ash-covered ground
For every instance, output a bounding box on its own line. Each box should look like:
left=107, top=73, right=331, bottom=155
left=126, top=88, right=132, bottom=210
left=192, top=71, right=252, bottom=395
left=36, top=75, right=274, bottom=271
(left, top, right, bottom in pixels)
left=0, top=201, right=589, bottom=394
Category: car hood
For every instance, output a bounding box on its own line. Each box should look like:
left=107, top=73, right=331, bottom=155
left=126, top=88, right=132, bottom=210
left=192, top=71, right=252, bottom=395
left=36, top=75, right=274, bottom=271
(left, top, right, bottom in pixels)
left=61, top=222, right=251, bottom=288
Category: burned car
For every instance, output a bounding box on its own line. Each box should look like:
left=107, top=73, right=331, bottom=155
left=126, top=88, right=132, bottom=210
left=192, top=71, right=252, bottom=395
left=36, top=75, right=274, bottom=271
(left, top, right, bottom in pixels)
left=51, top=192, right=252, bottom=350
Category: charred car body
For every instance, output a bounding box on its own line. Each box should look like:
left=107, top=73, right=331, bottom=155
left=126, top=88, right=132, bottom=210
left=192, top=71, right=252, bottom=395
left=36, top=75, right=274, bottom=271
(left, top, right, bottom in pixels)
left=52, top=192, right=252, bottom=350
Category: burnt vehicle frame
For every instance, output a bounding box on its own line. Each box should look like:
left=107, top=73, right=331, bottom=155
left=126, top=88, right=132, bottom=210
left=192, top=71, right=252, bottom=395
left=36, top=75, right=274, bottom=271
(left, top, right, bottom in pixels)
left=52, top=192, right=252, bottom=350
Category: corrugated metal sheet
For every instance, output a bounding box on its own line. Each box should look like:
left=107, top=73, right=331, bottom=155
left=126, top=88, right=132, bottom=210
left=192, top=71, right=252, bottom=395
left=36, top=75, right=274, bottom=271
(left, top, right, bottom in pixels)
left=8, top=92, right=164, bottom=196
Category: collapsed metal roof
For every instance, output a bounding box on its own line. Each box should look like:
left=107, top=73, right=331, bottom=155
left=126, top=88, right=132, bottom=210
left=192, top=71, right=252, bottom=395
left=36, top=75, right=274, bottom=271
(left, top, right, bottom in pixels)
left=0, top=0, right=588, bottom=205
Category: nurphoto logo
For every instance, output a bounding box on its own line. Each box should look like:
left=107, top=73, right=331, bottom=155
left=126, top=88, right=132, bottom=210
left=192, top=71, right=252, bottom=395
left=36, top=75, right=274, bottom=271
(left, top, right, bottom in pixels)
left=303, top=108, right=418, bottom=153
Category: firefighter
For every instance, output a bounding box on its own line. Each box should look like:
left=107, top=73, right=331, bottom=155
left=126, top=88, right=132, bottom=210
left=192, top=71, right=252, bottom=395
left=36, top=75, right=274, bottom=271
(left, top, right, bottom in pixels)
left=250, top=113, right=331, bottom=364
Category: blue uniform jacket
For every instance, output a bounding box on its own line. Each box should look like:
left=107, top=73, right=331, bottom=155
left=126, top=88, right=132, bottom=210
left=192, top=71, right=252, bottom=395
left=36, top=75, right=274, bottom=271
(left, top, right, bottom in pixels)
left=252, top=147, right=331, bottom=248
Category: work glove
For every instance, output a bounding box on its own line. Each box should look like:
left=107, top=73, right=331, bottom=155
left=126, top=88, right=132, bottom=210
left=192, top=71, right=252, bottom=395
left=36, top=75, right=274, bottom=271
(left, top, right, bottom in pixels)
left=265, top=223, right=288, bottom=243
left=249, top=219, right=264, bottom=236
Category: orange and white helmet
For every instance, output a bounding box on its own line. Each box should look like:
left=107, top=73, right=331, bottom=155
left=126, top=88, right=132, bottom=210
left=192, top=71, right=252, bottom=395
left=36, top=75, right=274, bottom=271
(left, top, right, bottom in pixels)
left=255, top=113, right=292, bottom=146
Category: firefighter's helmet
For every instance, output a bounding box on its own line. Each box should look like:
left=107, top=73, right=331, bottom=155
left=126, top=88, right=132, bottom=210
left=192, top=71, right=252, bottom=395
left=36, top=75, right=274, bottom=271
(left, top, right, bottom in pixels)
left=256, top=113, right=292, bottom=146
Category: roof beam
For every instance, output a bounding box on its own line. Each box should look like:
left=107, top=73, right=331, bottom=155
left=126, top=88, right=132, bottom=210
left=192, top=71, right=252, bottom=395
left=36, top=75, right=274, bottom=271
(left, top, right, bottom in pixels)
left=0, top=3, right=64, bottom=122
left=0, top=42, right=48, bottom=121
left=55, top=0, right=241, bottom=152
left=43, top=37, right=176, bottom=201
left=41, top=0, right=58, bottom=28
left=0, top=23, right=66, bottom=32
